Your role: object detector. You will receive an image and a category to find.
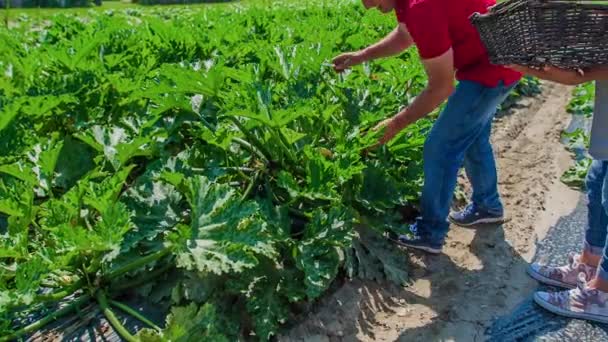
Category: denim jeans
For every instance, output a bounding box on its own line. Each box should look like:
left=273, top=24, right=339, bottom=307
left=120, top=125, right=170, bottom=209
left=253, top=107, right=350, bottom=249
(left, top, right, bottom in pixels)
left=583, top=159, right=608, bottom=281
left=416, top=80, right=517, bottom=245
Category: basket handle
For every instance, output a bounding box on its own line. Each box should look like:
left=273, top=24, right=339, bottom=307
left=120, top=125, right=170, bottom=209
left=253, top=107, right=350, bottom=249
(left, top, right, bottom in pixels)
left=469, top=0, right=528, bottom=21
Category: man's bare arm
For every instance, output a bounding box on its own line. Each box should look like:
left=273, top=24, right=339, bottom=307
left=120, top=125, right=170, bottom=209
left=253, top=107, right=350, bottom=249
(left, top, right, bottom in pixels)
left=333, top=24, right=413, bottom=71
left=376, top=48, right=455, bottom=144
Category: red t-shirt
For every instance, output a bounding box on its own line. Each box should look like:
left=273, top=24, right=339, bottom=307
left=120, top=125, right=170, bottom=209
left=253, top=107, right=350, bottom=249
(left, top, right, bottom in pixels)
left=395, top=0, right=521, bottom=87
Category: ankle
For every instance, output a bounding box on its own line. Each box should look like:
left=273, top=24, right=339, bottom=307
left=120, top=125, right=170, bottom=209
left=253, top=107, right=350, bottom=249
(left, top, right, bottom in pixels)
left=580, top=250, right=601, bottom=267
left=587, top=277, right=608, bottom=293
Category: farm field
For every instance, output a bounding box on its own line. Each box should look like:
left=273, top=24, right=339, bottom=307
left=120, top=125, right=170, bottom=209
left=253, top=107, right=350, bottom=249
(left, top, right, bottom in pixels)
left=0, top=1, right=586, bottom=341
left=0, top=3, right=439, bottom=340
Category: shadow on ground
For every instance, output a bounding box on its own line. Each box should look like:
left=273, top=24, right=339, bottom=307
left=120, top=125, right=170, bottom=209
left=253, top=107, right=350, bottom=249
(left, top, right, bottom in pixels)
left=487, top=195, right=608, bottom=341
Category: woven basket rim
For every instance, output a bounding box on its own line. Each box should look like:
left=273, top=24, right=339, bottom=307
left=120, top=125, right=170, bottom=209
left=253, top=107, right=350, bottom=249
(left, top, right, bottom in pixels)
left=470, top=0, right=608, bottom=22
left=470, top=0, right=608, bottom=69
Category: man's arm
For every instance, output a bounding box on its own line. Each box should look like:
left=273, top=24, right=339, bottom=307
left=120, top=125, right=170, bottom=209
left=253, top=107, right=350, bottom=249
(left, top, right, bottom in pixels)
left=360, top=23, right=413, bottom=60
left=584, top=66, right=608, bottom=82
left=508, top=65, right=608, bottom=85
left=333, top=24, right=413, bottom=71
left=376, top=49, right=455, bottom=144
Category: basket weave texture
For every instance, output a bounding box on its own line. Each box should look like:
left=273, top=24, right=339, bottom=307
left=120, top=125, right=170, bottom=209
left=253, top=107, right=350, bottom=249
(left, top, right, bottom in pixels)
left=470, top=0, right=608, bottom=69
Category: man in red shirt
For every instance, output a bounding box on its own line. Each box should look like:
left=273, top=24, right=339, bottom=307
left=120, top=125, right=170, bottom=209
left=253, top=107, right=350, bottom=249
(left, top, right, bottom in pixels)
left=333, top=0, right=522, bottom=254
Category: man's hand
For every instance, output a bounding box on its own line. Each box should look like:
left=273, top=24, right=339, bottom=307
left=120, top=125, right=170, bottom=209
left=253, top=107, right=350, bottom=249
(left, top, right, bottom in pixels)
left=332, top=51, right=364, bottom=72
left=507, top=65, right=587, bottom=86
left=371, top=114, right=406, bottom=146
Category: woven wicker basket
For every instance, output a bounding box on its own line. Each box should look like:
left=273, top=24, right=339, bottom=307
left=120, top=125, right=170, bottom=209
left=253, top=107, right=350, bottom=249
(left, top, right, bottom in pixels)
left=470, top=0, right=608, bottom=69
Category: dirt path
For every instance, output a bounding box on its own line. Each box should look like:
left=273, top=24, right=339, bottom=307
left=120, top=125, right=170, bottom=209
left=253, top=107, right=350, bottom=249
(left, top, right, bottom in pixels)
left=280, top=82, right=581, bottom=342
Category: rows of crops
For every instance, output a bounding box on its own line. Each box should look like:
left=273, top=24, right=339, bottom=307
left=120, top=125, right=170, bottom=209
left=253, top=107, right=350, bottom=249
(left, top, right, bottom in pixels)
left=561, top=82, right=595, bottom=188
left=0, top=3, right=539, bottom=341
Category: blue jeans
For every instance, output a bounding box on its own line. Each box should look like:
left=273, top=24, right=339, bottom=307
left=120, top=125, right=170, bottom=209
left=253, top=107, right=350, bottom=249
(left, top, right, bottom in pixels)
left=416, top=80, right=517, bottom=245
left=583, top=160, right=608, bottom=280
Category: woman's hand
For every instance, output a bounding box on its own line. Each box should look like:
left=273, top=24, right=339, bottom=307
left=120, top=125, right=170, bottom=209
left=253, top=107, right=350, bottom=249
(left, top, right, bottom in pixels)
left=507, top=65, right=587, bottom=86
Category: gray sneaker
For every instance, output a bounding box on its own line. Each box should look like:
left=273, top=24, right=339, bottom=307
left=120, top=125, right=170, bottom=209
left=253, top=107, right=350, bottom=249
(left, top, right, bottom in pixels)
left=534, top=274, right=608, bottom=324
left=528, top=253, right=597, bottom=289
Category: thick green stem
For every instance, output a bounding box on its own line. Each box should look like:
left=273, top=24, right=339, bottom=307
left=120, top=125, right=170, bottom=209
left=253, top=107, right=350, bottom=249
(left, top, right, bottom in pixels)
left=223, top=116, right=274, bottom=162
left=241, top=171, right=261, bottom=202
left=288, top=207, right=310, bottom=219
left=109, top=299, right=161, bottom=331
left=36, top=280, right=83, bottom=302
left=5, top=280, right=83, bottom=312
left=0, top=295, right=90, bottom=342
left=275, top=129, right=298, bottom=165
left=97, top=292, right=138, bottom=342
left=105, top=248, right=170, bottom=281
left=191, top=166, right=255, bottom=173
left=85, top=258, right=101, bottom=275
left=232, top=137, right=268, bottom=164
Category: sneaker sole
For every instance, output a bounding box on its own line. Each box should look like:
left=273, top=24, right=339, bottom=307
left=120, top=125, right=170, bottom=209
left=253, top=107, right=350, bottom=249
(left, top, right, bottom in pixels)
left=533, top=292, right=608, bottom=324
left=526, top=265, right=576, bottom=289
left=448, top=216, right=506, bottom=228
left=394, top=240, right=442, bottom=254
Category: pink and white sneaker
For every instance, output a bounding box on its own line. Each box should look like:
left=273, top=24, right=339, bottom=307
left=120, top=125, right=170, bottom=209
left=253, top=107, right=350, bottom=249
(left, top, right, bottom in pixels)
left=534, top=274, right=608, bottom=324
left=528, top=253, right=597, bottom=289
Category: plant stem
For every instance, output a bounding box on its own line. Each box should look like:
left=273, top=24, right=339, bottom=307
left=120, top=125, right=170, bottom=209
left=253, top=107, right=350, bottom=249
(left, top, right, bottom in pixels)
left=105, top=248, right=170, bottom=281
left=96, top=292, right=138, bottom=342
left=109, top=299, right=161, bottom=331
left=232, top=137, right=268, bottom=163
left=5, top=280, right=83, bottom=312
left=0, top=295, right=90, bottom=342
left=37, top=280, right=83, bottom=302
left=110, top=262, right=173, bottom=293
left=275, top=129, right=298, bottom=165
left=288, top=207, right=310, bottom=219
left=223, top=116, right=274, bottom=162
left=241, top=171, right=261, bottom=202
left=191, top=166, right=255, bottom=173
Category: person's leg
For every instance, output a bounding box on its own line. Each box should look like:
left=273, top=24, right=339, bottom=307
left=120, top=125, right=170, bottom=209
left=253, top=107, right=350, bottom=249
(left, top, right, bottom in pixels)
left=581, top=160, right=608, bottom=265
left=532, top=82, right=608, bottom=322
left=397, top=80, right=514, bottom=253
left=591, top=161, right=608, bottom=289
left=449, top=117, right=506, bottom=226
left=464, top=119, right=503, bottom=216
left=533, top=160, right=608, bottom=324
left=527, top=160, right=607, bottom=288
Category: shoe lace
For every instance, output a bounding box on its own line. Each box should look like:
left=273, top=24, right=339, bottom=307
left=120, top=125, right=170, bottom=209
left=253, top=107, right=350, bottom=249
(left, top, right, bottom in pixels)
left=574, top=273, right=598, bottom=302
left=463, top=203, right=477, bottom=217
left=410, top=223, right=418, bottom=235
left=568, top=253, right=595, bottom=278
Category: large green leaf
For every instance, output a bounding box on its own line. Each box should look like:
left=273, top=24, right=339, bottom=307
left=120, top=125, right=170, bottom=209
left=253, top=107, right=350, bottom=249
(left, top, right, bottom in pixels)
left=83, top=165, right=135, bottom=214
left=54, top=136, right=96, bottom=191
left=77, top=126, right=154, bottom=171
left=166, top=175, right=277, bottom=275
left=26, top=138, right=64, bottom=196
left=120, top=170, right=182, bottom=252
left=0, top=179, right=35, bottom=235
left=20, top=94, right=78, bottom=118
left=356, top=163, right=406, bottom=211
left=0, top=162, right=36, bottom=186
left=137, top=303, right=230, bottom=342
left=46, top=201, right=133, bottom=263
left=0, top=100, right=22, bottom=133
left=347, top=226, right=409, bottom=286
left=295, top=207, right=354, bottom=299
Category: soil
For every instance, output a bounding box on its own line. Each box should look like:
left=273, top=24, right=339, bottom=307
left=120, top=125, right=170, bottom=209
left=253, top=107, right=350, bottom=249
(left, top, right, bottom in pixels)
left=279, top=81, right=580, bottom=342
